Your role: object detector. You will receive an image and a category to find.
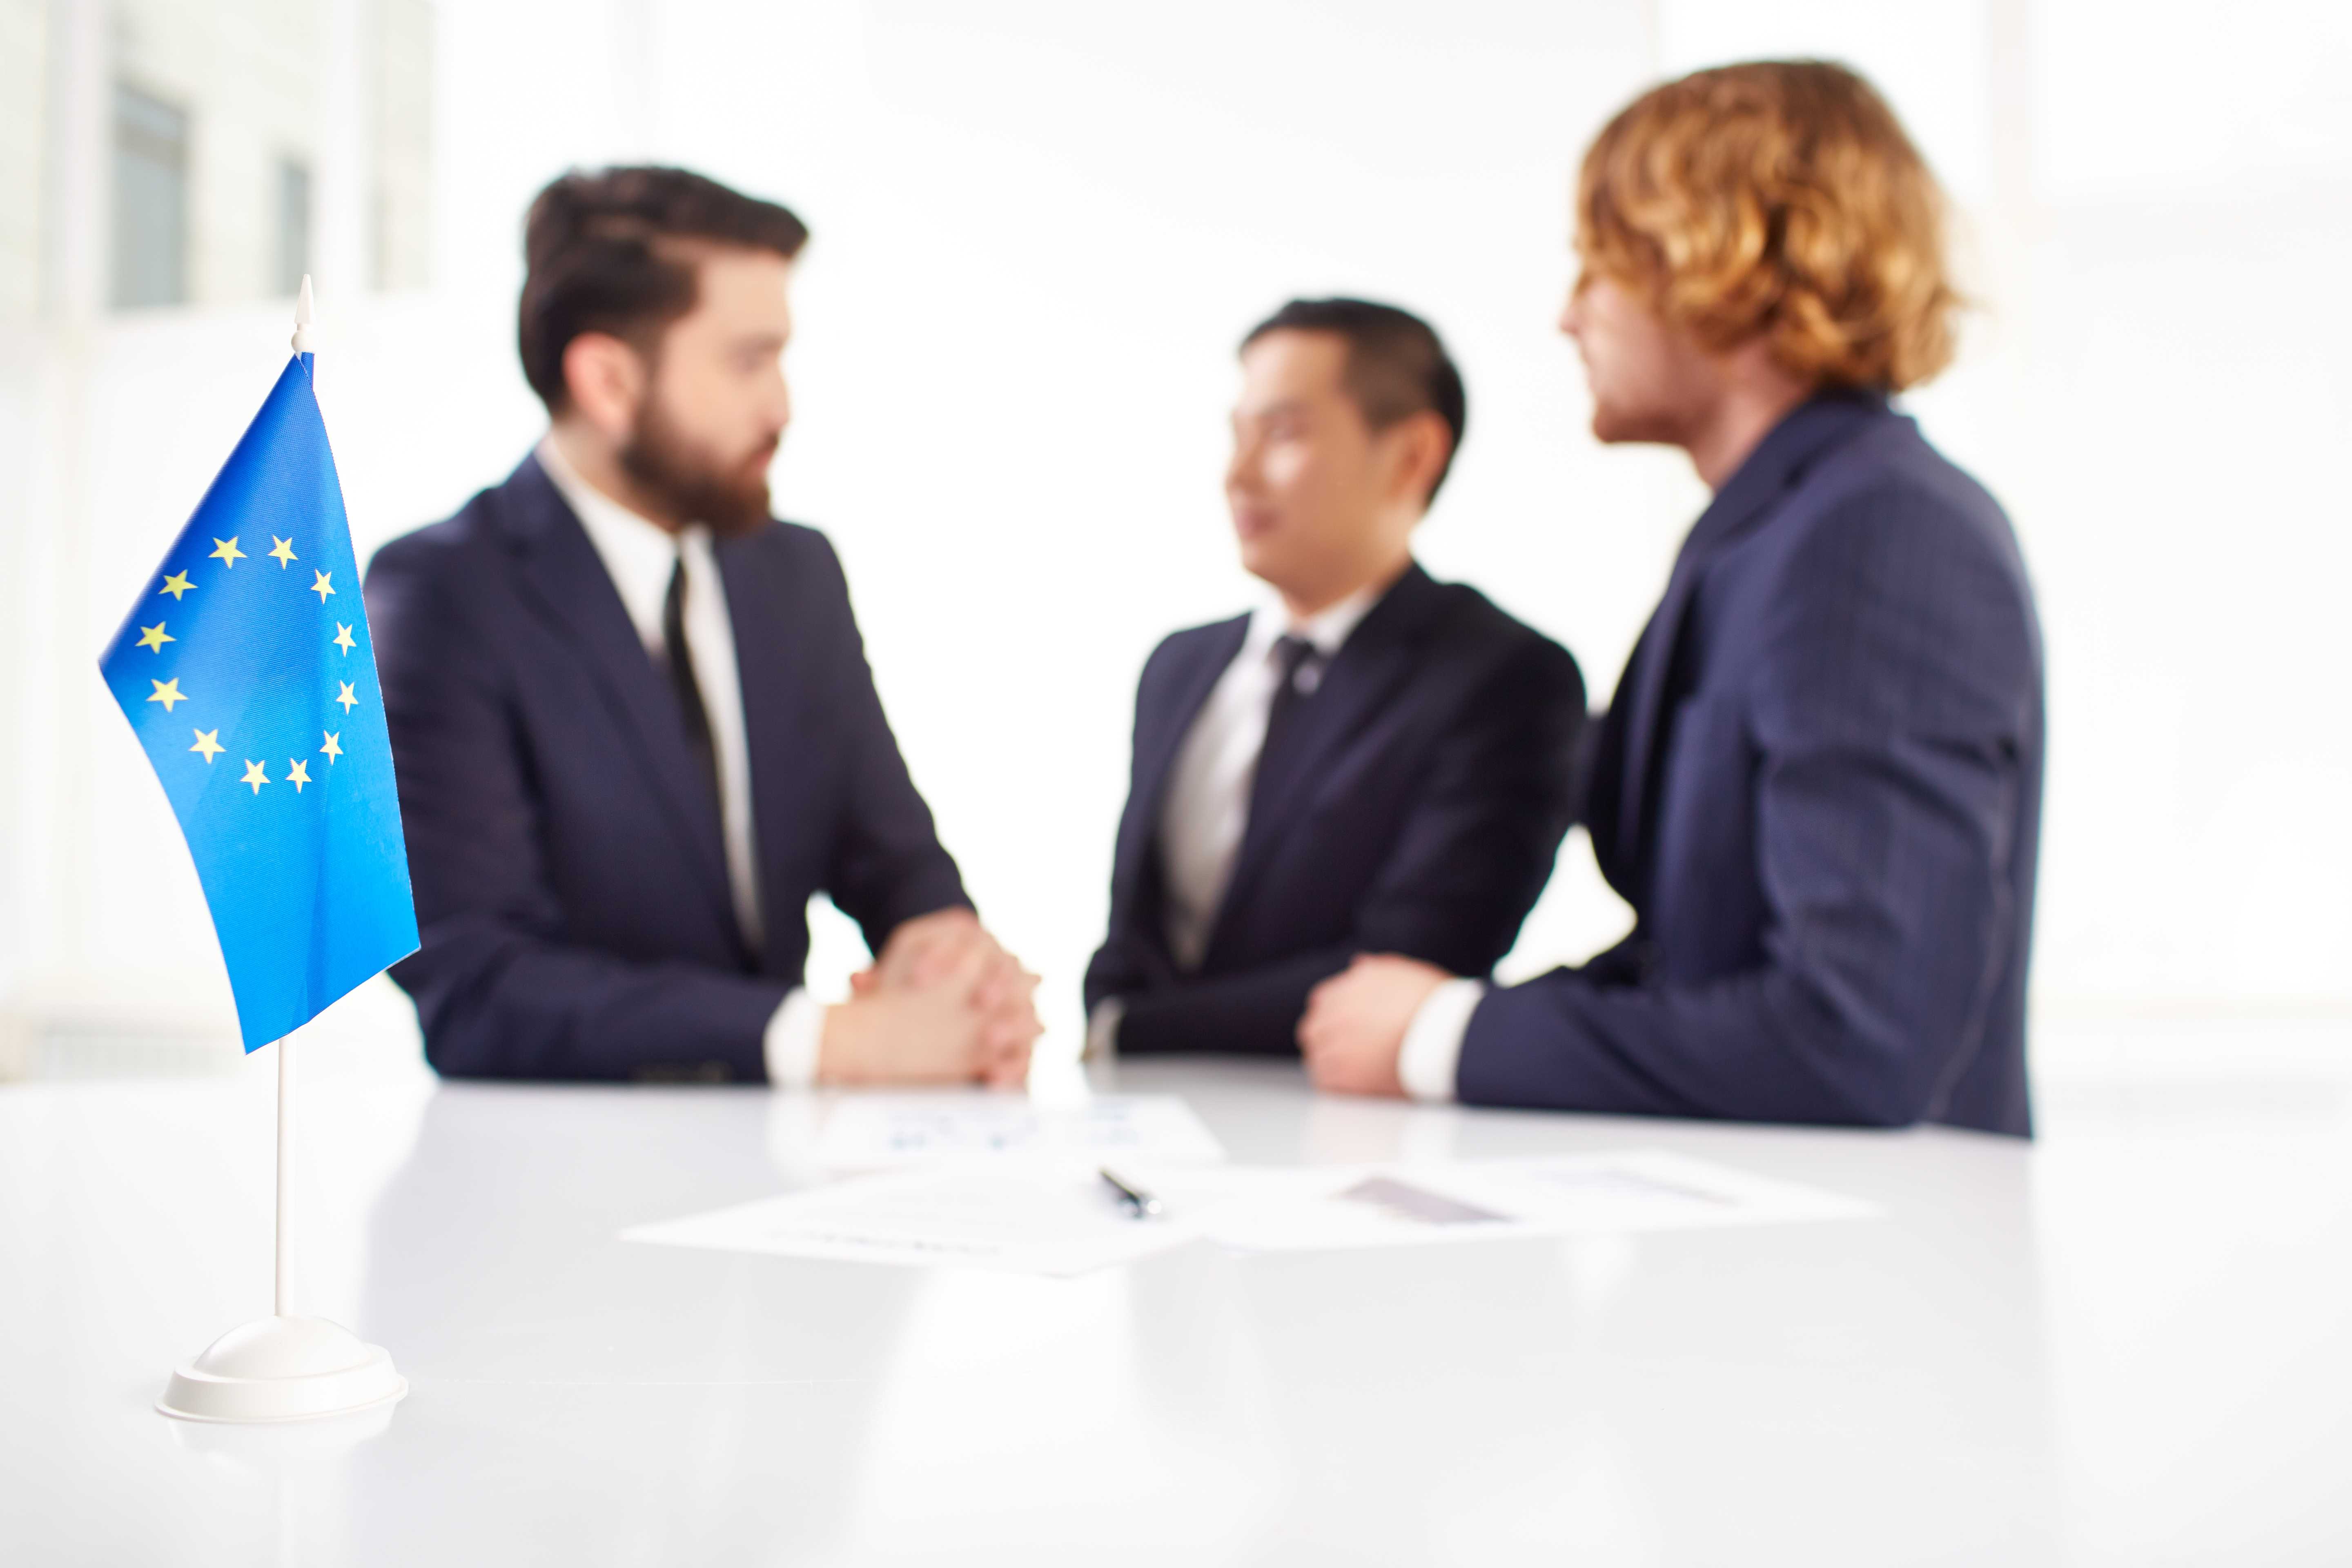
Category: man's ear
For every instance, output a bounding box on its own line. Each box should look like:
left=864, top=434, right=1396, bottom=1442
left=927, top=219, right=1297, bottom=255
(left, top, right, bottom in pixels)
left=560, top=332, right=648, bottom=442
left=1385, top=410, right=1454, bottom=512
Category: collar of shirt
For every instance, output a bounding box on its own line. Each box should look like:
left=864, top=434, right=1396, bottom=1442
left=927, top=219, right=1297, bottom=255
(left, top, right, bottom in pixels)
left=1240, top=575, right=1387, bottom=668
left=536, top=434, right=706, bottom=651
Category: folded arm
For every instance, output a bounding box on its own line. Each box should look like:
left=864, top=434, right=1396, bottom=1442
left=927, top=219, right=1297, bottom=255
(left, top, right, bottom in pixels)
left=1457, top=494, right=2038, bottom=1127
left=804, top=535, right=973, bottom=948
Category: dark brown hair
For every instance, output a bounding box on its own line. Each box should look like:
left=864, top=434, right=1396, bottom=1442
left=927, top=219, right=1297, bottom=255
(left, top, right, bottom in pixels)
left=1242, top=297, right=1469, bottom=505
left=518, top=166, right=809, bottom=412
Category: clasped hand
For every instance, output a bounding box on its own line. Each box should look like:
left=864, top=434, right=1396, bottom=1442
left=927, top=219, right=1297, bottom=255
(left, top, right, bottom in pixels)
left=1297, top=953, right=1453, bottom=1098
left=819, top=909, right=1040, bottom=1087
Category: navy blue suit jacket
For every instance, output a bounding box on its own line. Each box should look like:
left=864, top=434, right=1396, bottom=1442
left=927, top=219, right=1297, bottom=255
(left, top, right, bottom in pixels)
left=1460, top=392, right=2045, bottom=1135
left=1085, top=563, right=1585, bottom=1056
left=364, top=455, right=969, bottom=1081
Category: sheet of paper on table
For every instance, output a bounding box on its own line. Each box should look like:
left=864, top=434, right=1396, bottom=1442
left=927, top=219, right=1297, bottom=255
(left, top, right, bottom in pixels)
left=1145, top=1148, right=1879, bottom=1252
left=622, top=1148, right=1876, bottom=1276
left=623, top=1163, right=1198, bottom=1278
left=813, top=1092, right=1226, bottom=1170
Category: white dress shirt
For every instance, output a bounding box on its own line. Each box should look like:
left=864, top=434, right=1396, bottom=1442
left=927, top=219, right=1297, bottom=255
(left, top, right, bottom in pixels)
left=1086, top=580, right=1384, bottom=1060
left=1397, top=976, right=1484, bottom=1101
left=537, top=437, right=824, bottom=1088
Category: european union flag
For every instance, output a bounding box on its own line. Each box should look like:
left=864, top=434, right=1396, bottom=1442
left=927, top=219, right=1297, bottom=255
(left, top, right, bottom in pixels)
left=98, top=351, right=418, bottom=1051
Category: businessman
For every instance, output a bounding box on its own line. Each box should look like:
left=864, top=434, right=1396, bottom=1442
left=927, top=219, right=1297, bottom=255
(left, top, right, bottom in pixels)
left=1084, top=298, right=1585, bottom=1059
left=367, top=166, right=1038, bottom=1084
left=1300, top=63, right=2047, bottom=1135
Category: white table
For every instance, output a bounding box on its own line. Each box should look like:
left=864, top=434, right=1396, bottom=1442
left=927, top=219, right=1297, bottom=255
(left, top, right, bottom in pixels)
left=3, top=1049, right=2348, bottom=1566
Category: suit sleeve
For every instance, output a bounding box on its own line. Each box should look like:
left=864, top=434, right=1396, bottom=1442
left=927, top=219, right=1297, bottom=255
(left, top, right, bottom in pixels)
left=1456, top=490, right=2039, bottom=1127
left=1115, top=633, right=1586, bottom=1056
left=802, top=534, right=972, bottom=952
left=1082, top=641, right=1184, bottom=1016
left=368, top=539, right=787, bottom=1081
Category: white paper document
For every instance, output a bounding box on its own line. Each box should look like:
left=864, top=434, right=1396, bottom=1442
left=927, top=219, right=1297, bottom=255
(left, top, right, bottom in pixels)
left=621, top=1147, right=1874, bottom=1277
left=812, top=1092, right=1226, bottom=1170
left=1152, top=1149, right=1878, bottom=1252
left=623, top=1165, right=1196, bottom=1278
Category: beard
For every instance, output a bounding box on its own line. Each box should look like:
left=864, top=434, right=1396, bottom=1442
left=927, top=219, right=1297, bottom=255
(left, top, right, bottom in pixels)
left=618, top=394, right=779, bottom=538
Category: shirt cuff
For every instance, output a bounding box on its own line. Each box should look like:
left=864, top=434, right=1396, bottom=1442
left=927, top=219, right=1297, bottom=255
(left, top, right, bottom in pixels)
left=763, top=987, right=824, bottom=1089
left=1083, top=998, right=1124, bottom=1062
left=1397, top=978, right=1484, bottom=1103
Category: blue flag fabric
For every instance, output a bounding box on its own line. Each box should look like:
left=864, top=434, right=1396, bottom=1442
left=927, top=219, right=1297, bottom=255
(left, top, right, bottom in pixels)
left=98, top=353, right=418, bottom=1051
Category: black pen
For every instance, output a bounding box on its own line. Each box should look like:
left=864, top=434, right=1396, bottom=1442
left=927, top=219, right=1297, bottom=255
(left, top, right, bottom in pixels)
left=1098, top=1167, right=1164, bottom=1220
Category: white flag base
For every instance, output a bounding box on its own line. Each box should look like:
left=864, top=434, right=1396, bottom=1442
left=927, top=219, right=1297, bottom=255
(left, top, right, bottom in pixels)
left=157, top=1314, right=407, bottom=1424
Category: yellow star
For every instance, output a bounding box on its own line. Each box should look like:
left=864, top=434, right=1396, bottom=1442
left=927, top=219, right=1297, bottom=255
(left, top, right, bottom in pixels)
left=190, top=728, right=224, bottom=763
left=211, top=537, right=245, bottom=568
left=147, top=677, right=187, bottom=712
left=269, top=536, right=298, bottom=568
left=240, top=759, right=269, bottom=794
left=310, top=570, right=335, bottom=603
left=332, top=623, right=356, bottom=655
left=136, top=622, right=174, bottom=652
left=159, top=571, right=195, bottom=600
left=287, top=759, right=312, bottom=793
left=319, top=731, right=343, bottom=764
left=335, top=681, right=359, bottom=713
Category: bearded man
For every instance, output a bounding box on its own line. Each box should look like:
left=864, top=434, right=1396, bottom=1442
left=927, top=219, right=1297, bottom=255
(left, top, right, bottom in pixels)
left=366, top=167, right=1039, bottom=1087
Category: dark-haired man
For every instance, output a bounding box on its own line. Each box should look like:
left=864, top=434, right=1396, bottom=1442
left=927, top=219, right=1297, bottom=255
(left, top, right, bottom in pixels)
left=366, top=167, right=1038, bottom=1085
left=1083, top=299, right=1586, bottom=1060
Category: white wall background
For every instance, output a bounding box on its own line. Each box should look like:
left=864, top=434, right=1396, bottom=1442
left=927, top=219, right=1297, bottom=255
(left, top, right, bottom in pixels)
left=3, top=0, right=2348, bottom=1076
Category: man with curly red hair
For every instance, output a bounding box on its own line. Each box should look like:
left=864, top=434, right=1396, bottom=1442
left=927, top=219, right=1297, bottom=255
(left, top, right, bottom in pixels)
left=1298, top=62, right=2047, bottom=1136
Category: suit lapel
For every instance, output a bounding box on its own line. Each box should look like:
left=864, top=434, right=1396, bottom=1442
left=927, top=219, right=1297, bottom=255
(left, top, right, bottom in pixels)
left=717, top=531, right=815, bottom=976
left=1207, top=565, right=1440, bottom=960
left=1607, top=551, right=1706, bottom=882
left=494, top=457, right=739, bottom=939
left=1117, top=617, right=1248, bottom=936
left=1609, top=392, right=1892, bottom=889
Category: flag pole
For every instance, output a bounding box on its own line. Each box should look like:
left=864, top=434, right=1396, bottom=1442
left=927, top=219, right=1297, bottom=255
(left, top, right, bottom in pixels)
left=274, top=1031, right=295, bottom=1318
left=274, top=274, right=313, bottom=1323
left=292, top=274, right=316, bottom=356
left=153, top=278, right=405, bottom=1422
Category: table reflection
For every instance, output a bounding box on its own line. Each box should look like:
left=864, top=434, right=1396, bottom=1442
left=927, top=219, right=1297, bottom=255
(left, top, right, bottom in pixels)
left=354, top=1083, right=920, bottom=1561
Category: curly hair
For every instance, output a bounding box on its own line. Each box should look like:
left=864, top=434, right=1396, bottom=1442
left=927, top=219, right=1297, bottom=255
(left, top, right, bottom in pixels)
left=1575, top=60, right=1960, bottom=392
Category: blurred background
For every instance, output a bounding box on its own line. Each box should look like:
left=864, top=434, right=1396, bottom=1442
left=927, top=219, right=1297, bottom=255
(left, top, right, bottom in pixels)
left=2, top=0, right=2346, bottom=1085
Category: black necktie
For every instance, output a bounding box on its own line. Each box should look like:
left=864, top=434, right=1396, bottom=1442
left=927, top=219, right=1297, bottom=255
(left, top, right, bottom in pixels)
left=660, top=552, right=722, bottom=822
left=1250, top=633, right=1324, bottom=820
